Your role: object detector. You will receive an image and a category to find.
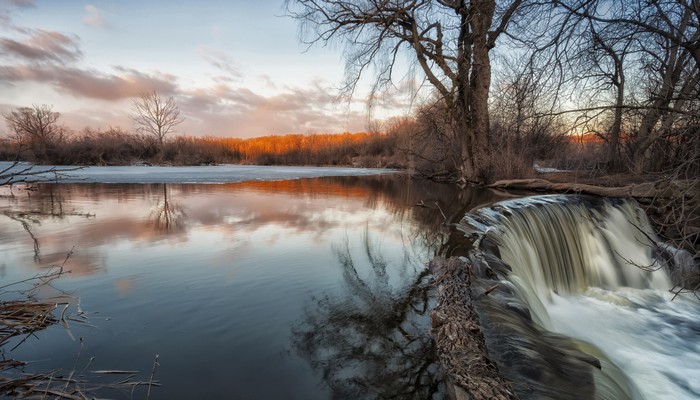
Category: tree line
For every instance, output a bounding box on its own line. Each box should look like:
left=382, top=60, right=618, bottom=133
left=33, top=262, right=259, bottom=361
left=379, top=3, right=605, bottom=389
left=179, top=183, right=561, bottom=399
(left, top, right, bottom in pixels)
left=3, top=0, right=698, bottom=182
left=0, top=104, right=411, bottom=168
left=1, top=100, right=576, bottom=173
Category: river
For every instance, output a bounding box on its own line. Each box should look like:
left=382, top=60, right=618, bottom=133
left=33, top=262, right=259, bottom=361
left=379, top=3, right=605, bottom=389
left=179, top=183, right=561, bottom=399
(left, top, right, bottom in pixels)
left=0, top=165, right=502, bottom=399
left=1, top=165, right=697, bottom=399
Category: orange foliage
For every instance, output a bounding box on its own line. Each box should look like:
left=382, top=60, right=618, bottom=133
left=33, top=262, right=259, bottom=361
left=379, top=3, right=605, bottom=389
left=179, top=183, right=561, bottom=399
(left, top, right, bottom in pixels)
left=200, top=132, right=390, bottom=165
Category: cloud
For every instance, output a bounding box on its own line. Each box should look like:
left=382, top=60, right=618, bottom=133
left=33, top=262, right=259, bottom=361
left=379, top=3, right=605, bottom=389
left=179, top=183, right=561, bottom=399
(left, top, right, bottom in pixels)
left=178, top=81, right=368, bottom=136
left=196, top=45, right=242, bottom=80
left=2, top=0, right=35, bottom=9
left=0, top=29, right=82, bottom=63
left=0, top=12, right=385, bottom=138
left=0, top=64, right=178, bottom=100
left=83, top=4, right=110, bottom=28
left=0, top=0, right=34, bottom=28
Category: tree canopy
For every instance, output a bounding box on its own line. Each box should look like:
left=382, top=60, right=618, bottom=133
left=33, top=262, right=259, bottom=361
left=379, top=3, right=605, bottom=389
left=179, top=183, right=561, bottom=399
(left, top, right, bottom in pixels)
left=288, top=0, right=525, bottom=183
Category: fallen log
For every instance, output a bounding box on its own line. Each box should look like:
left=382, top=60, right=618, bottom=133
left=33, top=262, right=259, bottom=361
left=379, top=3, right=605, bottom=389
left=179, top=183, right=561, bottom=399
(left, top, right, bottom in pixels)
left=487, top=178, right=697, bottom=201
left=430, top=257, right=518, bottom=400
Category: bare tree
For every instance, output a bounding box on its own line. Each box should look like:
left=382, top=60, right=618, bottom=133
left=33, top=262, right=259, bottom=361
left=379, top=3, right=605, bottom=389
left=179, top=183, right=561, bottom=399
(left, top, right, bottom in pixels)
left=287, top=0, right=525, bottom=183
left=489, top=55, right=567, bottom=175
left=130, top=91, right=184, bottom=146
left=529, top=0, right=700, bottom=174
left=3, top=105, right=64, bottom=161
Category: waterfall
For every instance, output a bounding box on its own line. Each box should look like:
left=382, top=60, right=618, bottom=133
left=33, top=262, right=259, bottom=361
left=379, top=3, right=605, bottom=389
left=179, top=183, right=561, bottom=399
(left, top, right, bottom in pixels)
left=459, top=195, right=700, bottom=400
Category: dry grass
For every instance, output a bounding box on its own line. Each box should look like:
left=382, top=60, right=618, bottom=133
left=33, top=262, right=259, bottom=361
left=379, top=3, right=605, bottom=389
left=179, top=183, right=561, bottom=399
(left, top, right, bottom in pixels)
left=1, top=264, right=159, bottom=399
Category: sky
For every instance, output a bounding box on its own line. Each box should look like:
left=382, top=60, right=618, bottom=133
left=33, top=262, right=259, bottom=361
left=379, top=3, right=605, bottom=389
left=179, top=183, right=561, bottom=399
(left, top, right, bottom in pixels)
left=0, top=0, right=413, bottom=138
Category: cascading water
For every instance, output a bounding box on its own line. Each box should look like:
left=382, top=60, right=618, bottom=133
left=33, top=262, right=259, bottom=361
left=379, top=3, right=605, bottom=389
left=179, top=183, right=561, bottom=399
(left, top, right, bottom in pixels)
left=459, top=195, right=700, bottom=400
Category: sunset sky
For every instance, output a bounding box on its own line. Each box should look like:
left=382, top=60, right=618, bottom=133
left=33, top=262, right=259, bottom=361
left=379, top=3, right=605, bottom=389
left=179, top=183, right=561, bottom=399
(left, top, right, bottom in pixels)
left=0, top=0, right=413, bottom=138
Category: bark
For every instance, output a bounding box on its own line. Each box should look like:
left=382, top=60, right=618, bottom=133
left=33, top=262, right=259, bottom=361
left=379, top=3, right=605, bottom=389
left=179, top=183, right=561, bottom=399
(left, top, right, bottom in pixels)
left=430, top=257, right=518, bottom=400
left=289, top=0, right=524, bottom=184
left=471, top=0, right=495, bottom=183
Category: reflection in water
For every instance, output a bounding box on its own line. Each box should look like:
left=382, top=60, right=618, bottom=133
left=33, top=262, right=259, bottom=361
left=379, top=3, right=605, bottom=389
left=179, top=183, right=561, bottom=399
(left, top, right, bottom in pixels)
left=292, top=234, right=444, bottom=399
left=292, top=229, right=445, bottom=398
left=286, top=180, right=503, bottom=399
left=0, top=174, right=505, bottom=399
left=1, top=186, right=93, bottom=263
left=150, top=184, right=186, bottom=233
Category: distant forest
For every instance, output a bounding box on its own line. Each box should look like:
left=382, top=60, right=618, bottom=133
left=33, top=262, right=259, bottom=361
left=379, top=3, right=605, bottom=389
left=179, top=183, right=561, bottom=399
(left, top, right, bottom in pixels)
left=0, top=101, right=606, bottom=181
left=1, top=105, right=596, bottom=182
left=0, top=125, right=407, bottom=168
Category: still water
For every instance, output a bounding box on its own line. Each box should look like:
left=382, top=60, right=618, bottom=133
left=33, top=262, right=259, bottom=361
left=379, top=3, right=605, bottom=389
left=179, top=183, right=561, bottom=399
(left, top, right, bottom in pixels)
left=0, top=172, right=501, bottom=399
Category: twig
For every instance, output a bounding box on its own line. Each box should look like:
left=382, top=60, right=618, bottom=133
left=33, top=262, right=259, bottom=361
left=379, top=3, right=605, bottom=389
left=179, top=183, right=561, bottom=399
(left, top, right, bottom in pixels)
left=147, top=354, right=159, bottom=400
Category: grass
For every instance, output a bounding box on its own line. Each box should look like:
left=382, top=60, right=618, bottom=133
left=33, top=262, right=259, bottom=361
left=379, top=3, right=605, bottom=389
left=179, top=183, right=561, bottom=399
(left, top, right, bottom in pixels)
left=1, top=262, right=160, bottom=399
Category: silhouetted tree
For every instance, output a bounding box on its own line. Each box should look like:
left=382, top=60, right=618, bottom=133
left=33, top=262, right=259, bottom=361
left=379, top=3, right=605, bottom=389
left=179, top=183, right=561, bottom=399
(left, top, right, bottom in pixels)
left=287, top=0, right=525, bottom=183
left=514, top=0, right=699, bottom=175
left=131, top=91, right=184, bottom=147
left=3, top=105, right=64, bottom=161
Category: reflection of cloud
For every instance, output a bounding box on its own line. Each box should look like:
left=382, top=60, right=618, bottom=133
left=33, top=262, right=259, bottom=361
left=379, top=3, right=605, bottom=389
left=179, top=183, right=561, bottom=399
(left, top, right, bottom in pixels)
left=83, top=5, right=110, bottom=28
left=1, top=176, right=467, bottom=277
left=114, top=277, right=136, bottom=295
left=0, top=180, right=392, bottom=271
left=37, top=249, right=104, bottom=277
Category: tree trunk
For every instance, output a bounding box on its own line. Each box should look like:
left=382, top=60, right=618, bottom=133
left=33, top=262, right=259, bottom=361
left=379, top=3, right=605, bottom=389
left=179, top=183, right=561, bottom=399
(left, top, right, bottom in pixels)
left=471, top=38, right=492, bottom=183
left=457, top=0, right=495, bottom=184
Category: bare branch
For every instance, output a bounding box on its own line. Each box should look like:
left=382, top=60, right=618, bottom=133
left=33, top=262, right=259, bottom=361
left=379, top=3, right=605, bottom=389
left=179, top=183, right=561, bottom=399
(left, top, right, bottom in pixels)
left=130, top=91, right=184, bottom=146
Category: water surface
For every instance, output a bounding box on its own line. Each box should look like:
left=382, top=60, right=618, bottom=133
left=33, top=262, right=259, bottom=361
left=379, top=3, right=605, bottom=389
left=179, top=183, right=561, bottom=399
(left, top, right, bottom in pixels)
left=0, top=171, right=501, bottom=399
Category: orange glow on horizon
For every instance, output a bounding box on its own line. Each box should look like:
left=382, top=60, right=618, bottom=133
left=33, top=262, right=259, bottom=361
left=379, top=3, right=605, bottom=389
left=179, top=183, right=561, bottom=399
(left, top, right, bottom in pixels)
left=196, top=132, right=387, bottom=163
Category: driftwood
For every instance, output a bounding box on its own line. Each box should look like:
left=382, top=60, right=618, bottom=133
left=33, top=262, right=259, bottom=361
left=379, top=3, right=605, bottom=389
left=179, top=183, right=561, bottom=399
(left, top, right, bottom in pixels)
left=430, top=257, right=518, bottom=400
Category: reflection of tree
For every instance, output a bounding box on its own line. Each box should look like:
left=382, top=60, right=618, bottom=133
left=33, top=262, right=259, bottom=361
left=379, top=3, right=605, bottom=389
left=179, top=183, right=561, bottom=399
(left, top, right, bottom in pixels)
left=2, top=186, right=93, bottom=262
left=4, top=212, right=41, bottom=262
left=292, top=231, right=445, bottom=399
left=150, top=184, right=186, bottom=233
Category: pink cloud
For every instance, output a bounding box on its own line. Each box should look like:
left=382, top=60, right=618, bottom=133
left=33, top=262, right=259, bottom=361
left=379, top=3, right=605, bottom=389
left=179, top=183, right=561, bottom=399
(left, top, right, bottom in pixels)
left=0, top=64, right=178, bottom=100
left=0, top=29, right=81, bottom=63
left=178, top=83, right=367, bottom=137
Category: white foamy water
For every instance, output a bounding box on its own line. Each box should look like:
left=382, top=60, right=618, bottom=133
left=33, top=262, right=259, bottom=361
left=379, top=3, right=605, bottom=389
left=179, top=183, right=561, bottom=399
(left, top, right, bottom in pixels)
left=468, top=195, right=700, bottom=399
left=548, top=289, right=700, bottom=399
